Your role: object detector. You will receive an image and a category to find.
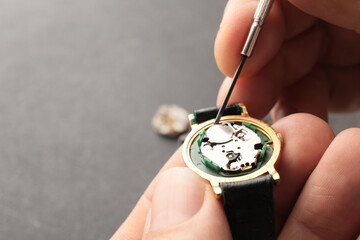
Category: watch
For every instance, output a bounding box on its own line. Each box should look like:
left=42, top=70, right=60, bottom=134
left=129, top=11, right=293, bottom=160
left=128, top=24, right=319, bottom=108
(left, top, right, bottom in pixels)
left=182, top=103, right=283, bottom=240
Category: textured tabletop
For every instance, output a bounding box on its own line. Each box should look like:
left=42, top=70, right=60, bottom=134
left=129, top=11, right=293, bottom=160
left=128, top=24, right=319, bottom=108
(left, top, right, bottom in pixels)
left=0, top=1, right=359, bottom=239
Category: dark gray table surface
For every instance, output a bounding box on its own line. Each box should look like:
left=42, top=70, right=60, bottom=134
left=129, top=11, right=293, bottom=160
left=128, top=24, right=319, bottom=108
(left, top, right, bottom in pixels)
left=0, top=1, right=359, bottom=239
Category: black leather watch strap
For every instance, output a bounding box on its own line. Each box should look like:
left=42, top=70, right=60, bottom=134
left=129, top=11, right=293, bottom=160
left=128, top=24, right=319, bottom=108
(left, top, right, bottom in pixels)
left=193, top=104, right=243, bottom=124
left=220, top=174, right=276, bottom=240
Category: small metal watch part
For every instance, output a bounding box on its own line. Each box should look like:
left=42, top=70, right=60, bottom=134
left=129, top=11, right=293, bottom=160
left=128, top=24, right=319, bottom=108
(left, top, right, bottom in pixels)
left=152, top=105, right=189, bottom=137
left=200, top=122, right=262, bottom=173
left=205, top=124, right=234, bottom=143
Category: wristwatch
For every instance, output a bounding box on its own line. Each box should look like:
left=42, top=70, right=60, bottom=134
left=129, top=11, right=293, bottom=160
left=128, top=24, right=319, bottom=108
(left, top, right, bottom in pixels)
left=182, top=103, right=283, bottom=240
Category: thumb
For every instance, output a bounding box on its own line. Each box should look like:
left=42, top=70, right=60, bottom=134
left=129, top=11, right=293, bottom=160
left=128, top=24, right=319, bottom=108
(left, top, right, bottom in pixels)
left=143, top=167, right=231, bottom=240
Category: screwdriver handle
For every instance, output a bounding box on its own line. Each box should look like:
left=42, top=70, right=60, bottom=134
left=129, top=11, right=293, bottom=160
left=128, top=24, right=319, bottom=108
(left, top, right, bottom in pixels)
left=241, top=0, right=274, bottom=57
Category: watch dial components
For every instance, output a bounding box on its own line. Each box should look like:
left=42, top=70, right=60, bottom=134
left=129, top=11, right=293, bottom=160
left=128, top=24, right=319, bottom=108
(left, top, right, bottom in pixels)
left=152, top=105, right=189, bottom=137
left=200, top=122, right=263, bottom=174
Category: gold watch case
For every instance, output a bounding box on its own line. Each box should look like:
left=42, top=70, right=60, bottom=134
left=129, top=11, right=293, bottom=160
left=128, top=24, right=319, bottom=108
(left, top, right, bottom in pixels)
left=182, top=104, right=282, bottom=196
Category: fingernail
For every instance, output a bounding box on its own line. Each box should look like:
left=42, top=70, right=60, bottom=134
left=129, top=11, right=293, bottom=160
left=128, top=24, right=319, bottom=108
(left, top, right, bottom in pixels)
left=149, top=167, right=205, bottom=232
left=143, top=209, right=152, bottom=236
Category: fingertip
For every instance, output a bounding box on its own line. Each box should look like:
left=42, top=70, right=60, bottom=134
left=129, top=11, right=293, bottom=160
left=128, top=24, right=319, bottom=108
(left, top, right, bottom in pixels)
left=149, top=167, right=206, bottom=232
left=331, top=128, right=360, bottom=151
left=279, top=127, right=360, bottom=240
left=273, top=113, right=335, bottom=175
left=215, top=0, right=285, bottom=77
left=145, top=167, right=232, bottom=240
left=215, top=0, right=254, bottom=77
left=271, top=113, right=334, bottom=229
left=216, top=56, right=284, bottom=118
left=273, top=113, right=334, bottom=148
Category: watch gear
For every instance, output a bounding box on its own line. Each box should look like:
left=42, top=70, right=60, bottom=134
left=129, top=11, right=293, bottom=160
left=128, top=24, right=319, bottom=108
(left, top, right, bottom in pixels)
left=151, top=104, right=189, bottom=137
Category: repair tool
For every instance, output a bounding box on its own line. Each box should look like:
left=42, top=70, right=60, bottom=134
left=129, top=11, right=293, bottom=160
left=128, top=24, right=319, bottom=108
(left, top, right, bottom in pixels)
left=214, top=0, right=274, bottom=124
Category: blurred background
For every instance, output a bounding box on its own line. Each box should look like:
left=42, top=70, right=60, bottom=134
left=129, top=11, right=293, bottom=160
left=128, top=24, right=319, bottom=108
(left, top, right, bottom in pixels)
left=0, top=1, right=359, bottom=239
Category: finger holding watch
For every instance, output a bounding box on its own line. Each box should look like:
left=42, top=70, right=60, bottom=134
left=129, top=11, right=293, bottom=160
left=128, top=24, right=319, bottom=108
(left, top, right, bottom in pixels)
left=111, top=114, right=335, bottom=239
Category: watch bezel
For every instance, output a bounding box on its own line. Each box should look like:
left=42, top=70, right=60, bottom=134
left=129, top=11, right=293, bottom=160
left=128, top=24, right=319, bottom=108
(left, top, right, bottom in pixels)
left=182, top=115, right=281, bottom=193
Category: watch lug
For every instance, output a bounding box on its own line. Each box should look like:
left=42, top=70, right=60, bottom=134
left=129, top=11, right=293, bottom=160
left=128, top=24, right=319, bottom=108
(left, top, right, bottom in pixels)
left=210, top=181, right=222, bottom=197
left=188, top=114, right=198, bottom=128
left=239, top=103, right=249, bottom=117
left=268, top=167, right=280, bottom=185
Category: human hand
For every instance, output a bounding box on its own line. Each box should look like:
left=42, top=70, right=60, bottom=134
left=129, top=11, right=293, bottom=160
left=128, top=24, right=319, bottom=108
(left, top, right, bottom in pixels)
left=111, top=114, right=360, bottom=239
left=215, top=0, right=360, bottom=121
